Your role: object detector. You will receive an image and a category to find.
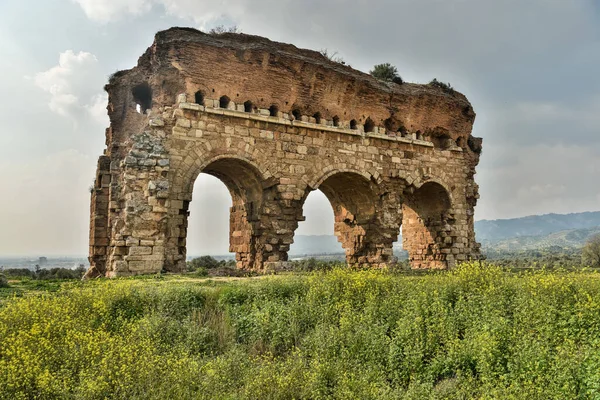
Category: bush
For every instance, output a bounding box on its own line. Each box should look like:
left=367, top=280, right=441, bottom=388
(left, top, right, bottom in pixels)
left=2, top=267, right=85, bottom=281
left=208, top=25, right=241, bottom=35
left=370, top=63, right=402, bottom=84
left=429, top=78, right=455, bottom=94
left=319, top=49, right=346, bottom=65
left=289, top=258, right=341, bottom=272
left=582, top=233, right=600, bottom=267
left=3, top=264, right=600, bottom=398
left=187, top=256, right=220, bottom=271
left=0, top=273, right=8, bottom=288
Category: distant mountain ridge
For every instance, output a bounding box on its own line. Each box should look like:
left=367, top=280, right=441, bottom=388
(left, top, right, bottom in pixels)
left=290, top=211, right=600, bottom=255
left=475, top=211, right=600, bottom=241
left=481, top=226, right=600, bottom=251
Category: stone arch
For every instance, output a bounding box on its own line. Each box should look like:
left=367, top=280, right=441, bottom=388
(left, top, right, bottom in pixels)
left=402, top=181, right=455, bottom=269
left=413, top=177, right=455, bottom=205
left=298, top=169, right=397, bottom=266
left=308, top=167, right=377, bottom=190
left=178, top=152, right=271, bottom=199
left=309, top=171, right=376, bottom=264
left=170, top=154, right=268, bottom=271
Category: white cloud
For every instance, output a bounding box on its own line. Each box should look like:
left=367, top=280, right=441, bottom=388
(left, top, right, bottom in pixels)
left=72, top=0, right=152, bottom=23
left=33, top=50, right=108, bottom=126
left=476, top=144, right=600, bottom=220
left=86, top=92, right=109, bottom=125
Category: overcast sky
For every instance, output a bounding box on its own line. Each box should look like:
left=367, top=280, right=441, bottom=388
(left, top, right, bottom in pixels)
left=1, top=0, right=599, bottom=256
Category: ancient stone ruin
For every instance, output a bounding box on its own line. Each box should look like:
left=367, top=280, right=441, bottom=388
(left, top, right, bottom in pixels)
left=87, top=27, right=483, bottom=277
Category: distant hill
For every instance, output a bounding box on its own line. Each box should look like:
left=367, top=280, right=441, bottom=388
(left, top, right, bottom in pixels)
left=290, top=211, right=600, bottom=256
left=475, top=211, right=600, bottom=241
left=289, top=235, right=344, bottom=256
left=481, top=226, right=600, bottom=252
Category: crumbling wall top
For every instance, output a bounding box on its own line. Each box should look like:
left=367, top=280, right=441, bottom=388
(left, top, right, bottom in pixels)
left=105, top=27, right=480, bottom=157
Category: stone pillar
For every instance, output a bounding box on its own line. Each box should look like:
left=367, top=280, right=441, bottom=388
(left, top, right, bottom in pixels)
left=98, top=128, right=174, bottom=276
left=336, top=190, right=403, bottom=267
left=86, top=156, right=111, bottom=277
left=255, top=182, right=305, bottom=271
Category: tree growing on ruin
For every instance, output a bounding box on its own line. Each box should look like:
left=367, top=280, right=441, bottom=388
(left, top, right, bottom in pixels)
left=370, top=63, right=403, bottom=84
left=319, top=49, right=346, bottom=65
left=429, top=78, right=455, bottom=94
left=208, top=25, right=241, bottom=35
left=582, top=234, right=600, bottom=267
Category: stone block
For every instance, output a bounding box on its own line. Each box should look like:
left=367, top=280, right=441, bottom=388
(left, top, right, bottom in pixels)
left=176, top=118, right=191, bottom=128
left=129, top=246, right=153, bottom=256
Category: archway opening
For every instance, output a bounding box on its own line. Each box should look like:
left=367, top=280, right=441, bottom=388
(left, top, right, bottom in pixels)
left=187, top=174, right=233, bottom=259
left=244, top=100, right=254, bottom=113
left=269, top=105, right=279, bottom=117
left=289, top=190, right=343, bottom=260
left=183, top=158, right=264, bottom=271
left=294, top=172, right=380, bottom=265
left=402, top=182, right=452, bottom=269
left=332, top=115, right=340, bottom=127
left=350, top=119, right=357, bottom=130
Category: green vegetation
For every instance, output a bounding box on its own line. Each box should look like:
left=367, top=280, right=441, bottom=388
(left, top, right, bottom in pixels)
left=429, top=78, right=455, bottom=94
left=208, top=25, right=241, bottom=35
left=2, top=263, right=600, bottom=399
left=370, top=63, right=403, bottom=84
left=2, top=266, right=86, bottom=280
left=0, top=272, right=8, bottom=288
left=186, top=256, right=248, bottom=277
left=319, top=49, right=346, bottom=65
left=483, top=248, right=583, bottom=269
left=583, top=233, right=600, bottom=267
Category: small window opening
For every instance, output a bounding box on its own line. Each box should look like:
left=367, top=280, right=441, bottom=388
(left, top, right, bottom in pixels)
left=219, top=95, right=231, bottom=109
left=332, top=116, right=340, bottom=127
left=269, top=105, right=279, bottom=117
left=350, top=119, right=357, bottom=129
left=292, top=109, right=302, bottom=120
left=194, top=91, right=205, bottom=105
left=132, top=83, right=152, bottom=114
left=244, top=100, right=253, bottom=113
left=398, top=126, right=408, bottom=136
left=364, top=117, right=375, bottom=133
left=313, top=112, right=321, bottom=124
left=416, top=130, right=423, bottom=140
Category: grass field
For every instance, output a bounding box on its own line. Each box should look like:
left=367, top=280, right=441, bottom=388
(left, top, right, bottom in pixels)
left=2, top=264, right=600, bottom=399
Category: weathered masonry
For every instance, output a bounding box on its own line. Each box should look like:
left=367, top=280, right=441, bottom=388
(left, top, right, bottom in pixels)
left=86, top=27, right=483, bottom=277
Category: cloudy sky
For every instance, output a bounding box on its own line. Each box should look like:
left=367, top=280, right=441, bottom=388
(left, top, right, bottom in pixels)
left=1, top=0, right=599, bottom=256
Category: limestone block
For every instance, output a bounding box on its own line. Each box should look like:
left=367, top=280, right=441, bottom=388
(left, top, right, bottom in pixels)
left=176, top=118, right=191, bottom=128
